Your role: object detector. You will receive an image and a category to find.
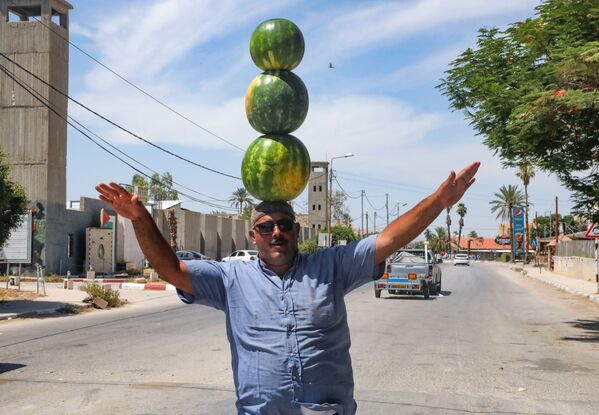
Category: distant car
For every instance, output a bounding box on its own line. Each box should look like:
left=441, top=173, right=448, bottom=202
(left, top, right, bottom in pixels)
left=221, top=250, right=259, bottom=262
left=453, top=253, right=470, bottom=266
left=176, top=250, right=212, bottom=261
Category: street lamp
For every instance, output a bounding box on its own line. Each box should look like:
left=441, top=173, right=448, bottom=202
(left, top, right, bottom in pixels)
left=328, top=153, right=354, bottom=246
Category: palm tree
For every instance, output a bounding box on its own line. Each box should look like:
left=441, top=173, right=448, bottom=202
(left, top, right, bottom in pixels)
left=229, top=188, right=254, bottom=215
left=466, top=229, right=484, bottom=256
left=445, top=206, right=452, bottom=255
left=456, top=203, right=467, bottom=253
left=516, top=162, right=535, bottom=263
left=425, top=227, right=448, bottom=255
left=489, top=185, right=525, bottom=262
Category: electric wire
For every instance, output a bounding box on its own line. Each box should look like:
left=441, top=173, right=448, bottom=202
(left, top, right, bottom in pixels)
left=5, top=0, right=245, bottom=152
left=332, top=174, right=361, bottom=199
left=0, top=64, right=236, bottom=211
left=0, top=52, right=241, bottom=180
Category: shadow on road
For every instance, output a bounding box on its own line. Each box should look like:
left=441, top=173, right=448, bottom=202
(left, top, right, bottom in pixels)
left=0, top=363, right=26, bottom=374
left=562, top=319, right=599, bottom=343
left=382, top=291, right=452, bottom=300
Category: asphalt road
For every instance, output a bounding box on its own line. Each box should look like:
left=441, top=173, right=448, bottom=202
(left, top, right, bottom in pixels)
left=1, top=262, right=598, bottom=414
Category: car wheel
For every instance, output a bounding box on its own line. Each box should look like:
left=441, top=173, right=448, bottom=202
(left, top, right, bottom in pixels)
left=437, top=279, right=442, bottom=294
left=375, top=287, right=381, bottom=298
left=422, top=283, right=430, bottom=300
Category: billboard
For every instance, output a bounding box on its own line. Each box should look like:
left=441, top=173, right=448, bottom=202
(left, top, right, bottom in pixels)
left=0, top=213, right=32, bottom=263
left=512, top=207, right=525, bottom=255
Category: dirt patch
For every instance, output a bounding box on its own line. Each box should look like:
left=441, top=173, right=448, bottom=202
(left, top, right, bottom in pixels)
left=0, top=288, right=39, bottom=302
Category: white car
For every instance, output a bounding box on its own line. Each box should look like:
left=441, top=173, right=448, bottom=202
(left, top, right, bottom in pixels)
left=222, top=250, right=259, bottom=262
left=453, top=253, right=470, bottom=266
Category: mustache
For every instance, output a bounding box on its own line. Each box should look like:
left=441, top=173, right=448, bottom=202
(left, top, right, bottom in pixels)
left=270, top=236, right=288, bottom=245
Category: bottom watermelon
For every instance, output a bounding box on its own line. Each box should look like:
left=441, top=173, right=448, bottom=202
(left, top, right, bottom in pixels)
left=242, top=134, right=311, bottom=201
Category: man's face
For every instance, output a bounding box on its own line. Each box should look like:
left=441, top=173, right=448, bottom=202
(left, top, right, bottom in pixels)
left=249, top=212, right=300, bottom=268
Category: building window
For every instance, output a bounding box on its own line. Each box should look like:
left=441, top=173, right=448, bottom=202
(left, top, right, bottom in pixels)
left=312, top=224, right=315, bottom=228
left=67, top=234, right=74, bottom=257
left=318, top=224, right=321, bottom=229
left=312, top=204, right=316, bottom=210
left=318, top=204, right=321, bottom=210
left=319, top=185, right=322, bottom=191
left=313, top=167, right=323, bottom=173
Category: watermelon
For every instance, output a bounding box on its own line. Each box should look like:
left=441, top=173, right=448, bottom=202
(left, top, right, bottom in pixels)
left=245, top=71, right=309, bottom=134
left=242, top=134, right=311, bottom=201
left=250, top=18, right=304, bottom=71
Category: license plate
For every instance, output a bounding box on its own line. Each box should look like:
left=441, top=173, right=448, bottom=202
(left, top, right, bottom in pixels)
left=408, top=273, right=417, bottom=280
left=391, top=284, right=407, bottom=289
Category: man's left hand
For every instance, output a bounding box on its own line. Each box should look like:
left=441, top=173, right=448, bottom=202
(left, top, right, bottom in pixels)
left=435, top=161, right=480, bottom=208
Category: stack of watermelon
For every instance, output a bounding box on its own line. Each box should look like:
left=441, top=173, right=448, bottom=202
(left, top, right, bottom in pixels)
left=242, top=18, right=311, bottom=202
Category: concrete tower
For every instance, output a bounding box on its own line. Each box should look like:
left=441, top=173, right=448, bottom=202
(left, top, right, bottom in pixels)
left=0, top=0, right=73, bottom=270
left=307, top=162, right=328, bottom=231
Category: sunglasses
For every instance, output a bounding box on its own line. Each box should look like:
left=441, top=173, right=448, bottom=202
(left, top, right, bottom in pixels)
left=253, top=218, right=295, bottom=235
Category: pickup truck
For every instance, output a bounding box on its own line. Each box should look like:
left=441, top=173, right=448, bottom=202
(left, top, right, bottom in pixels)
left=374, top=247, right=442, bottom=299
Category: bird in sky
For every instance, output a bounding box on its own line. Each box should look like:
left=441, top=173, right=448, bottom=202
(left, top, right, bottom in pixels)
left=328, top=62, right=335, bottom=69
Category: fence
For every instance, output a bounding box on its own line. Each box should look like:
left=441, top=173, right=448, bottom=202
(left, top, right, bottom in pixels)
left=556, top=240, right=595, bottom=258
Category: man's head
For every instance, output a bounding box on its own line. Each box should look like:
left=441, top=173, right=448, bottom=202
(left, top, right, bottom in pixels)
left=249, top=201, right=300, bottom=273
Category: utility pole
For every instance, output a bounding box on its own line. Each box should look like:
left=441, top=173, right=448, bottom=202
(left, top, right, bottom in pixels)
left=361, top=190, right=364, bottom=238
left=555, top=196, right=559, bottom=246
left=365, top=212, right=369, bottom=235
left=374, top=212, right=377, bottom=234
left=385, top=193, right=389, bottom=226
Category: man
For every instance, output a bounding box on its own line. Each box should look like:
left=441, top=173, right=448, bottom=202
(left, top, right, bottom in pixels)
left=96, top=161, right=479, bottom=414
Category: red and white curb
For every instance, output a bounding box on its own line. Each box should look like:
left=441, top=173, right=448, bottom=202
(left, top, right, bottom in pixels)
left=119, top=283, right=177, bottom=291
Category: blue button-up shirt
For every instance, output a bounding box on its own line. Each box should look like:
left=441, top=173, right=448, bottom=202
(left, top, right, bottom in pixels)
left=179, top=235, right=383, bottom=415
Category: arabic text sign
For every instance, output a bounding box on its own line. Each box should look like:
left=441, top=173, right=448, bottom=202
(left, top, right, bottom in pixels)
left=0, top=213, right=32, bottom=263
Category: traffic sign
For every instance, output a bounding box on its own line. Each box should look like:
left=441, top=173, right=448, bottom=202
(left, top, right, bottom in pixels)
left=584, top=223, right=599, bottom=238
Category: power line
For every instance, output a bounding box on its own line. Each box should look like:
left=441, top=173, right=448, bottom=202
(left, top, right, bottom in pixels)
left=332, top=174, right=361, bottom=199
left=0, top=63, right=235, bottom=211
left=0, top=52, right=241, bottom=181
left=5, top=0, right=245, bottom=152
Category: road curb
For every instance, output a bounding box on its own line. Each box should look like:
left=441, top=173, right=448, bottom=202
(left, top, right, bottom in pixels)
left=0, top=303, right=93, bottom=321
left=119, top=283, right=176, bottom=291
left=512, top=267, right=599, bottom=304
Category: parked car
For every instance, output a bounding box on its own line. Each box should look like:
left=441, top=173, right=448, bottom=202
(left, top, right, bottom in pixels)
left=221, top=250, right=259, bottom=262
left=374, top=246, right=442, bottom=299
left=176, top=250, right=212, bottom=261
left=453, top=253, right=470, bottom=266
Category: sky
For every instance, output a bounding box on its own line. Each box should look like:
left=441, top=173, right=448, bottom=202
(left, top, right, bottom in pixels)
left=59, top=0, right=574, bottom=238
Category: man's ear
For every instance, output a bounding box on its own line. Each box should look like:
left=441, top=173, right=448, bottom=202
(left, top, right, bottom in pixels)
left=249, top=229, right=256, bottom=243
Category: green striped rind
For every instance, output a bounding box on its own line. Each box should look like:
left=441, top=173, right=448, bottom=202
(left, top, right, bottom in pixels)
left=250, top=18, right=305, bottom=71
left=245, top=71, right=309, bottom=134
left=242, top=134, right=311, bottom=201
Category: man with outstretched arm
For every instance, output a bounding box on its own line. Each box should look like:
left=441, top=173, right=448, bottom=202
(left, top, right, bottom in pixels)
left=96, top=161, right=479, bottom=415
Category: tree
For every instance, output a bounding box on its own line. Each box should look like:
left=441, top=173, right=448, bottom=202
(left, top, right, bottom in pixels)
left=228, top=188, right=254, bottom=215
left=468, top=230, right=479, bottom=239
left=445, top=206, right=452, bottom=254
left=299, top=238, right=319, bottom=254
left=328, top=224, right=357, bottom=246
left=489, top=185, right=525, bottom=262
left=126, top=172, right=178, bottom=202
left=456, top=203, right=467, bottom=253
left=331, top=190, right=351, bottom=225
left=439, top=0, right=599, bottom=222
left=425, top=227, right=448, bottom=254
left=516, top=162, right=535, bottom=262
left=0, top=150, right=29, bottom=248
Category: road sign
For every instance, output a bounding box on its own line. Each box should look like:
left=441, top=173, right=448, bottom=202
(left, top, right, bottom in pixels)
left=584, top=223, right=599, bottom=238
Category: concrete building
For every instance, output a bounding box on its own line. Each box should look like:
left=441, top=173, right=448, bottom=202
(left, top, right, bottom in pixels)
left=307, top=162, right=328, bottom=231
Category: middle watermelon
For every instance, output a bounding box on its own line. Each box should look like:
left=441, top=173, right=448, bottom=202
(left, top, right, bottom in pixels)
left=245, top=70, right=309, bottom=135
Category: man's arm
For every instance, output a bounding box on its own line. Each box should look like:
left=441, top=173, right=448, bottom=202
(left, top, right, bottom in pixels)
left=375, top=162, right=480, bottom=264
left=95, top=182, right=193, bottom=294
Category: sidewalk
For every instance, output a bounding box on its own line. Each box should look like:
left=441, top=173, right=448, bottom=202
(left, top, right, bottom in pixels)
left=490, top=261, right=599, bottom=303
left=0, top=280, right=177, bottom=321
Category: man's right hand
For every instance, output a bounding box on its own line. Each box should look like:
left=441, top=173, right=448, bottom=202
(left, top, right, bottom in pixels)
left=95, top=182, right=146, bottom=222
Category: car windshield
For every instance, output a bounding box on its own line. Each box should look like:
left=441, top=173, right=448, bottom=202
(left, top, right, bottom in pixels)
left=248, top=251, right=258, bottom=255
left=392, top=251, right=427, bottom=263
left=455, top=254, right=468, bottom=259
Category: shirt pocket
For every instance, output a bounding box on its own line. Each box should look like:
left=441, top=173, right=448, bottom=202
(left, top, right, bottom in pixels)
left=295, top=282, right=338, bottom=329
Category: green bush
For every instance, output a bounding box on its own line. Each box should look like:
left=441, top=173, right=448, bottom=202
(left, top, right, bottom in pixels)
left=299, top=238, right=319, bottom=255
left=80, top=283, right=121, bottom=307
left=498, top=253, right=511, bottom=263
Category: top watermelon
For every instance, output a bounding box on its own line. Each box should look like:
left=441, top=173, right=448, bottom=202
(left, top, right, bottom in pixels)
left=250, top=18, right=305, bottom=71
